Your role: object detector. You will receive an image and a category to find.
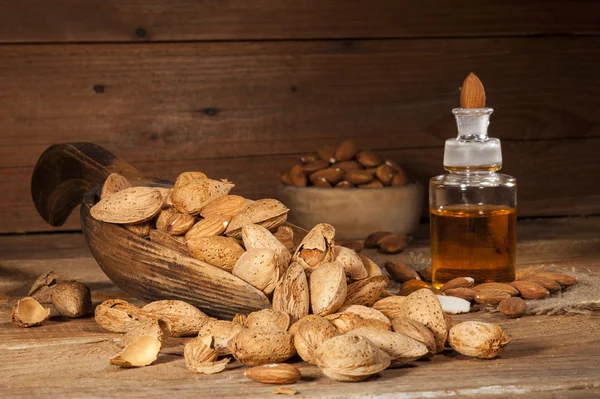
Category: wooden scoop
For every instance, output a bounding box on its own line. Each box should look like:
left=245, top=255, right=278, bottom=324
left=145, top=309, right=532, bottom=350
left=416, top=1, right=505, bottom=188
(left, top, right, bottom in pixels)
left=31, top=143, right=306, bottom=319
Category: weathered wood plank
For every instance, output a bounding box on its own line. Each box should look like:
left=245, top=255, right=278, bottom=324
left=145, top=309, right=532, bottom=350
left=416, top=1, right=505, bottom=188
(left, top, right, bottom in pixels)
left=4, top=138, right=600, bottom=233
left=1, top=218, right=599, bottom=398
left=0, top=0, right=598, bottom=43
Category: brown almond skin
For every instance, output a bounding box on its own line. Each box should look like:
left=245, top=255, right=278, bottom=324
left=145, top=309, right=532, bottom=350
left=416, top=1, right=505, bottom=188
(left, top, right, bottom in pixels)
left=397, top=280, right=431, bottom=296
left=444, top=288, right=476, bottom=302
left=364, top=231, right=392, bottom=248
left=335, top=180, right=354, bottom=188
left=384, top=261, right=420, bottom=283
left=518, top=276, right=561, bottom=293
left=317, top=146, right=335, bottom=163
left=300, top=153, right=318, bottom=164
left=473, top=282, right=519, bottom=296
left=529, top=272, right=578, bottom=288
left=358, top=179, right=384, bottom=188
left=312, top=177, right=332, bottom=188
left=474, top=289, right=511, bottom=306
left=338, top=240, right=364, bottom=253
left=418, top=267, right=433, bottom=282
left=345, top=170, right=373, bottom=185
left=509, top=281, right=550, bottom=299
left=441, top=277, right=475, bottom=292
left=333, top=139, right=358, bottom=162
left=375, top=164, right=396, bottom=186
left=310, top=168, right=344, bottom=185
left=245, top=363, right=301, bottom=384
left=377, top=234, right=408, bottom=254
left=356, top=151, right=381, bottom=167
left=280, top=172, right=293, bottom=185
left=390, top=168, right=409, bottom=186
left=334, top=161, right=363, bottom=173
left=498, top=297, right=527, bottom=318
left=302, top=160, right=329, bottom=174
left=289, top=164, right=307, bottom=187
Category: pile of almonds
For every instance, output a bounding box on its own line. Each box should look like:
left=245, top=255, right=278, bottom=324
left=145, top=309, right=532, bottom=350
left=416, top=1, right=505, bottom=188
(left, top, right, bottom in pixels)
left=11, top=272, right=91, bottom=327
left=280, top=140, right=409, bottom=188
left=384, top=261, right=579, bottom=318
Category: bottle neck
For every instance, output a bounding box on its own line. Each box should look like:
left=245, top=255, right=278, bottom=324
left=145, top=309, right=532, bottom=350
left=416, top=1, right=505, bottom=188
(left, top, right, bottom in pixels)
left=444, top=164, right=502, bottom=174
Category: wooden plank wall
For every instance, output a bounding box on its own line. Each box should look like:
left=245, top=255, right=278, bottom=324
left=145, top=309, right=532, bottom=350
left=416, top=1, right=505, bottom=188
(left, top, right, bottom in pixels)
left=0, top=1, right=599, bottom=233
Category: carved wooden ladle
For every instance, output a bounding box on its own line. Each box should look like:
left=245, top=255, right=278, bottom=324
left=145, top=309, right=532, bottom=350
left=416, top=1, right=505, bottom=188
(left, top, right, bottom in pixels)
left=31, top=143, right=306, bottom=319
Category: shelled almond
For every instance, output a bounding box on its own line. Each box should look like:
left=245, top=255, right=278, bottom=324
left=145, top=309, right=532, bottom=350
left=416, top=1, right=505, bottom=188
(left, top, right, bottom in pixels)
left=280, top=140, right=410, bottom=189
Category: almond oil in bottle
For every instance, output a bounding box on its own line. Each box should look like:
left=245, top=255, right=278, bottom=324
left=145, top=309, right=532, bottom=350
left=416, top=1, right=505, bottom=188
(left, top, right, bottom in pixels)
left=430, top=73, right=517, bottom=288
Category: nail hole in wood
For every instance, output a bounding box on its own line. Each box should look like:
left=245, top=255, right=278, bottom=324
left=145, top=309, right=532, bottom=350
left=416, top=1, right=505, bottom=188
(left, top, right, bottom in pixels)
left=135, top=28, right=148, bottom=38
left=93, top=85, right=105, bottom=94
left=203, top=108, right=219, bottom=117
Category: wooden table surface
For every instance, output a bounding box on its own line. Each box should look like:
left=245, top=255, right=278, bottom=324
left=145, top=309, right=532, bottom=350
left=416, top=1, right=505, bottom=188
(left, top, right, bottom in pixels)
left=1, top=217, right=599, bottom=398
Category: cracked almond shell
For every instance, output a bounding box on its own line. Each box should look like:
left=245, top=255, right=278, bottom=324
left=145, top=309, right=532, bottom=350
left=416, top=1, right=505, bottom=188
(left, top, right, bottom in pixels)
left=110, top=335, right=161, bottom=368
left=293, top=317, right=340, bottom=364
left=225, top=199, right=289, bottom=238
left=90, top=186, right=163, bottom=224
left=334, top=245, right=368, bottom=281
left=272, top=262, right=310, bottom=325
left=344, top=275, right=388, bottom=307
left=292, top=223, right=335, bottom=274
left=197, top=319, right=243, bottom=356
left=314, top=335, right=391, bottom=382
left=243, top=224, right=292, bottom=267
left=391, top=318, right=437, bottom=357
left=100, top=173, right=132, bottom=199
left=347, top=327, right=428, bottom=366
left=273, top=225, right=295, bottom=254
left=28, top=271, right=58, bottom=304
left=184, top=336, right=230, bottom=374
left=288, top=314, right=326, bottom=337
left=325, top=312, right=391, bottom=333
left=359, top=255, right=383, bottom=277
left=309, top=261, right=347, bottom=316
left=94, top=299, right=155, bottom=333
left=120, top=318, right=172, bottom=348
left=172, top=177, right=234, bottom=215
left=187, top=236, right=245, bottom=272
left=228, top=326, right=296, bottom=366
left=338, top=305, right=391, bottom=327
left=156, top=208, right=196, bottom=235
left=141, top=300, right=210, bottom=337
left=185, top=215, right=231, bottom=240
left=232, top=248, right=282, bottom=295
left=448, top=321, right=511, bottom=359
left=11, top=297, right=51, bottom=328
left=394, top=288, right=448, bottom=353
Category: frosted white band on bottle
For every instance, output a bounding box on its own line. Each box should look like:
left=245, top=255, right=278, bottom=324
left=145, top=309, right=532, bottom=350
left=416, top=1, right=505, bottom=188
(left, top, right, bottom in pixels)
left=443, top=108, right=503, bottom=167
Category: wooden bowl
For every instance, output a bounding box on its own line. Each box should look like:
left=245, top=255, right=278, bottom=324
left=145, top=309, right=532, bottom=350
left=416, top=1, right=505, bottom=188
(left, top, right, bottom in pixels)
left=276, top=182, right=424, bottom=240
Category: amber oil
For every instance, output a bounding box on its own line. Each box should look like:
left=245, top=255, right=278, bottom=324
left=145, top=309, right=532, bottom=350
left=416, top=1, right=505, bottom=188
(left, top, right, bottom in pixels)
left=431, top=204, right=516, bottom=288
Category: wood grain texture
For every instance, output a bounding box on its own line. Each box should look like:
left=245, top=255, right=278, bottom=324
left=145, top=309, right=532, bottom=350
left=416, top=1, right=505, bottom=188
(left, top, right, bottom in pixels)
left=1, top=37, right=600, bottom=232
left=0, top=1, right=598, bottom=43
left=1, top=217, right=599, bottom=398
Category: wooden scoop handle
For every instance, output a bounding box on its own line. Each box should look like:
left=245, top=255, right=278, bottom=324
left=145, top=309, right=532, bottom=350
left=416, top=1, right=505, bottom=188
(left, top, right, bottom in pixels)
left=31, top=143, right=170, bottom=227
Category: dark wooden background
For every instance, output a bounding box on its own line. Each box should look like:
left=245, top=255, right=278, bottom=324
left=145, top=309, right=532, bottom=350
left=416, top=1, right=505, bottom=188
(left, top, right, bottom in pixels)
left=1, top=1, right=599, bottom=233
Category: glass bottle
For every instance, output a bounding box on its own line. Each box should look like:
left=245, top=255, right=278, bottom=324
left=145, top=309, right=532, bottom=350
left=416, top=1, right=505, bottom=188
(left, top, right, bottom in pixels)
left=430, top=107, right=516, bottom=288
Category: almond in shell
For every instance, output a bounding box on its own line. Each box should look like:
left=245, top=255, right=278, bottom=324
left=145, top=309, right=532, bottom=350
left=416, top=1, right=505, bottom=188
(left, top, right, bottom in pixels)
left=51, top=281, right=92, bottom=318
left=28, top=271, right=58, bottom=304
left=314, top=335, right=391, bottom=382
left=90, top=187, right=163, bottom=224
left=309, top=261, right=347, bottom=316
left=448, top=321, right=511, bottom=359
left=200, top=195, right=248, bottom=219
left=226, top=199, right=289, bottom=239
left=156, top=208, right=196, bottom=235
left=337, top=305, right=391, bottom=329
left=292, top=223, right=335, bottom=274
left=94, top=299, right=155, bottom=333
left=246, top=309, right=291, bottom=331
left=245, top=363, right=302, bottom=384
left=395, top=288, right=447, bottom=353
left=124, top=222, right=153, bottom=237
left=187, top=236, right=245, bottom=272
left=289, top=314, right=327, bottom=337
left=334, top=245, right=368, bottom=281
left=272, top=262, right=310, bottom=325
left=372, top=296, right=407, bottom=320
left=325, top=312, right=391, bottom=333
left=228, top=326, right=296, bottom=366
left=172, top=178, right=234, bottom=215
left=344, top=275, right=388, bottom=307
left=347, top=327, right=428, bottom=366
left=293, top=317, right=340, bottom=364
left=232, top=248, right=282, bottom=295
